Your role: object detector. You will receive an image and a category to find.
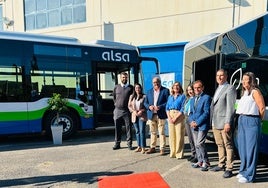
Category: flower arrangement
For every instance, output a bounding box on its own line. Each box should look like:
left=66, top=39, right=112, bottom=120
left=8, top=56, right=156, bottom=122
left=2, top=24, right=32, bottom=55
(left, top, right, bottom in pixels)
left=47, top=93, right=68, bottom=125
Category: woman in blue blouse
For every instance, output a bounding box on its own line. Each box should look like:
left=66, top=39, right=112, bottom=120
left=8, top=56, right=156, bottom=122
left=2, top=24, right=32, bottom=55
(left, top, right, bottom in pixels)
left=166, top=81, right=186, bottom=159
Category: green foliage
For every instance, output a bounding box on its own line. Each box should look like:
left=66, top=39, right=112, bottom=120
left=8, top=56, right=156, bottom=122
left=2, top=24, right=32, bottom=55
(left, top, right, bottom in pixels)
left=48, top=93, right=68, bottom=113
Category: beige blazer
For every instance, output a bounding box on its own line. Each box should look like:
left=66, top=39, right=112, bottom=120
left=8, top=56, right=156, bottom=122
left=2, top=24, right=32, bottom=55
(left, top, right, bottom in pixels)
left=128, top=94, right=147, bottom=123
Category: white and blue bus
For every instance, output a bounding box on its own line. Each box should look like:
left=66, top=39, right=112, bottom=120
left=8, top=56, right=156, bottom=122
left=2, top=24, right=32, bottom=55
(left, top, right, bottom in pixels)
left=0, top=31, right=158, bottom=139
left=183, top=13, right=268, bottom=155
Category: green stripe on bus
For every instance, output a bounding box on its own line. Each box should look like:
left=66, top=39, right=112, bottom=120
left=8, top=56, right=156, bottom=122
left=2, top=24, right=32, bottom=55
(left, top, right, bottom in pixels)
left=0, top=111, right=29, bottom=121
left=67, top=103, right=93, bottom=117
left=0, top=106, right=93, bottom=122
left=262, top=120, right=268, bottom=135
left=0, top=108, right=46, bottom=121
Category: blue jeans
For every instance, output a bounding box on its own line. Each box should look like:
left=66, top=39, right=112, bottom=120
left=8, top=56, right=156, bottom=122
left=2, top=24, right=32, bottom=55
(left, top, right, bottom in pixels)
left=133, top=117, right=146, bottom=148
left=238, top=115, right=261, bottom=182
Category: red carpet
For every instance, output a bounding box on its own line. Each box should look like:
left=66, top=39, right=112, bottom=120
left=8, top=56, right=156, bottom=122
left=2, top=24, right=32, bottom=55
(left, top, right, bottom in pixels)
left=98, top=171, right=170, bottom=188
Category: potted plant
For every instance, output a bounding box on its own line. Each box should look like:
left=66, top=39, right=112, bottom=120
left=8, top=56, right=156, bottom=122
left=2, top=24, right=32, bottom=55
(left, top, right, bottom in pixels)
left=47, top=93, right=68, bottom=145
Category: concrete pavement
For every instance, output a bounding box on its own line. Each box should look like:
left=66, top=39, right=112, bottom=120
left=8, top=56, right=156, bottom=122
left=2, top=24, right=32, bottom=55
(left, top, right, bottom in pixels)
left=0, top=127, right=267, bottom=188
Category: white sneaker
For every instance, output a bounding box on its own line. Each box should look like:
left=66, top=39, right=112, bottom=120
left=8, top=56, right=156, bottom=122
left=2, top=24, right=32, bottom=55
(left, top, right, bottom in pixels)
left=236, top=174, right=243, bottom=179
left=200, top=162, right=210, bottom=171
left=238, top=177, right=249, bottom=183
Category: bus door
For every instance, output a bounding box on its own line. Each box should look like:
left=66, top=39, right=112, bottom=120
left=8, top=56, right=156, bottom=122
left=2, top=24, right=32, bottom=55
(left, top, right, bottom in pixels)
left=92, top=61, right=137, bottom=127
left=0, top=66, right=30, bottom=134
left=192, top=53, right=221, bottom=97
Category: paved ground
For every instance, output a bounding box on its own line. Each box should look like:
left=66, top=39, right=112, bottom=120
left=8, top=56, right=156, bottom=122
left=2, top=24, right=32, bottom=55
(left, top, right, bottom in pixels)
left=0, top=127, right=267, bottom=188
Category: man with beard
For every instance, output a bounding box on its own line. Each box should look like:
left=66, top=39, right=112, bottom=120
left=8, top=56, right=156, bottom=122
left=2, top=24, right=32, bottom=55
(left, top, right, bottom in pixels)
left=112, top=72, right=134, bottom=150
left=210, top=69, right=236, bottom=178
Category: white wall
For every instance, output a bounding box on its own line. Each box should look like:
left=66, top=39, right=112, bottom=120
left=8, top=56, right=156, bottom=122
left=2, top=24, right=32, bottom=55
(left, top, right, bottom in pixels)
left=1, top=0, right=267, bottom=45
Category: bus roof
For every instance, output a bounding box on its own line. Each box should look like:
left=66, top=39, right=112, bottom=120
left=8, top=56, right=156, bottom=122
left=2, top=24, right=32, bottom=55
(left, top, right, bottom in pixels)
left=184, top=33, right=220, bottom=52
left=0, top=31, right=140, bottom=52
left=139, top=41, right=188, bottom=49
left=184, top=12, right=268, bottom=52
left=183, top=12, right=268, bottom=87
left=0, top=31, right=80, bottom=45
left=89, top=40, right=138, bottom=51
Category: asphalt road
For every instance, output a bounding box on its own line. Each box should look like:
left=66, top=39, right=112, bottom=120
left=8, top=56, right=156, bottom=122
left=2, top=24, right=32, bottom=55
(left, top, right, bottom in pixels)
left=0, top=127, right=267, bottom=188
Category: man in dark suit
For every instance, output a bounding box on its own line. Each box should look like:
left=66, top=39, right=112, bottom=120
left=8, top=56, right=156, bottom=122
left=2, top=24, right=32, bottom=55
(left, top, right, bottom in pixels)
left=210, top=69, right=236, bottom=178
left=144, top=76, right=169, bottom=155
left=189, top=80, right=211, bottom=171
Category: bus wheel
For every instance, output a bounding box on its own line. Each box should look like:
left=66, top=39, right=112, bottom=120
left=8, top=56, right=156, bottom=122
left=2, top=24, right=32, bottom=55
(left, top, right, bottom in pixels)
left=44, top=111, right=78, bottom=140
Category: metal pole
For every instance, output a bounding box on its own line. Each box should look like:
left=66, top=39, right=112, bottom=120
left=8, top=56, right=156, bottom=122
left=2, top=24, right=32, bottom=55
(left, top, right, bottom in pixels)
left=232, top=0, right=235, bottom=27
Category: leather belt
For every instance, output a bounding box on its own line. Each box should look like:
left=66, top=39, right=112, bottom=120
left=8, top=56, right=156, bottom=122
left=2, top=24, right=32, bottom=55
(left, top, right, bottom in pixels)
left=242, top=114, right=259, bottom=118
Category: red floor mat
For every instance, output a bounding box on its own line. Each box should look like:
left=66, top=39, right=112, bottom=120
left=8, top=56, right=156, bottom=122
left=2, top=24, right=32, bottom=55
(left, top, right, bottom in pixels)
left=98, top=171, right=170, bottom=188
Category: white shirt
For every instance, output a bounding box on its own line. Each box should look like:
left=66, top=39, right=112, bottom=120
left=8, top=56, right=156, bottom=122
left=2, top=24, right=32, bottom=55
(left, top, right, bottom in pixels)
left=153, top=89, right=160, bottom=113
left=236, top=90, right=259, bottom=116
left=121, top=83, right=129, bottom=88
left=135, top=98, right=141, bottom=110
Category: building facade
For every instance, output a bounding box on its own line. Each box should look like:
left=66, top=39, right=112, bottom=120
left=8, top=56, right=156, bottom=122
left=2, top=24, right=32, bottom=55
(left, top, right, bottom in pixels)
left=0, top=0, right=267, bottom=45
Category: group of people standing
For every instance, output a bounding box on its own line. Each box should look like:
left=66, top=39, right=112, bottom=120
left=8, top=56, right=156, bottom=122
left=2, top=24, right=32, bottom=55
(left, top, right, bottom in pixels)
left=112, top=69, right=265, bottom=184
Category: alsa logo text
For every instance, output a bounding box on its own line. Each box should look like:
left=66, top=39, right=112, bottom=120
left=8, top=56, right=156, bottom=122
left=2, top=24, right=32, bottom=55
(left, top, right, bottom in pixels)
left=102, top=50, right=130, bottom=62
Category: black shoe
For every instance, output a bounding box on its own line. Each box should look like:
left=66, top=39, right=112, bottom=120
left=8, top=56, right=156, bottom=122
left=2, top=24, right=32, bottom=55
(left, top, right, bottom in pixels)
left=210, top=166, right=225, bottom=172
left=223, top=170, right=233, bottom=178
left=128, top=145, right=133, bottom=150
left=190, top=157, right=198, bottom=163
left=113, top=144, right=120, bottom=150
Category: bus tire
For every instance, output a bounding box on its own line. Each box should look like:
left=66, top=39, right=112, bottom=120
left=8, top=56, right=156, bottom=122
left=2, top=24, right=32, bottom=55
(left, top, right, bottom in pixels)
left=44, top=111, right=78, bottom=140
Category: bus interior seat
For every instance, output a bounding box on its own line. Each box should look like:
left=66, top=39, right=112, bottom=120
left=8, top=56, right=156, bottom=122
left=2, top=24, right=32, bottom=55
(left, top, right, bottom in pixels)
left=97, top=98, right=114, bottom=124
left=41, top=85, right=68, bottom=97
left=67, top=88, right=76, bottom=99
left=101, top=99, right=114, bottom=113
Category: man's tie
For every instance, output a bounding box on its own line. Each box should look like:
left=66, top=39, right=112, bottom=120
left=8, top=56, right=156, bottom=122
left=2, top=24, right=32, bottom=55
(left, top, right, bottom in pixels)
left=194, top=96, right=200, bottom=109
